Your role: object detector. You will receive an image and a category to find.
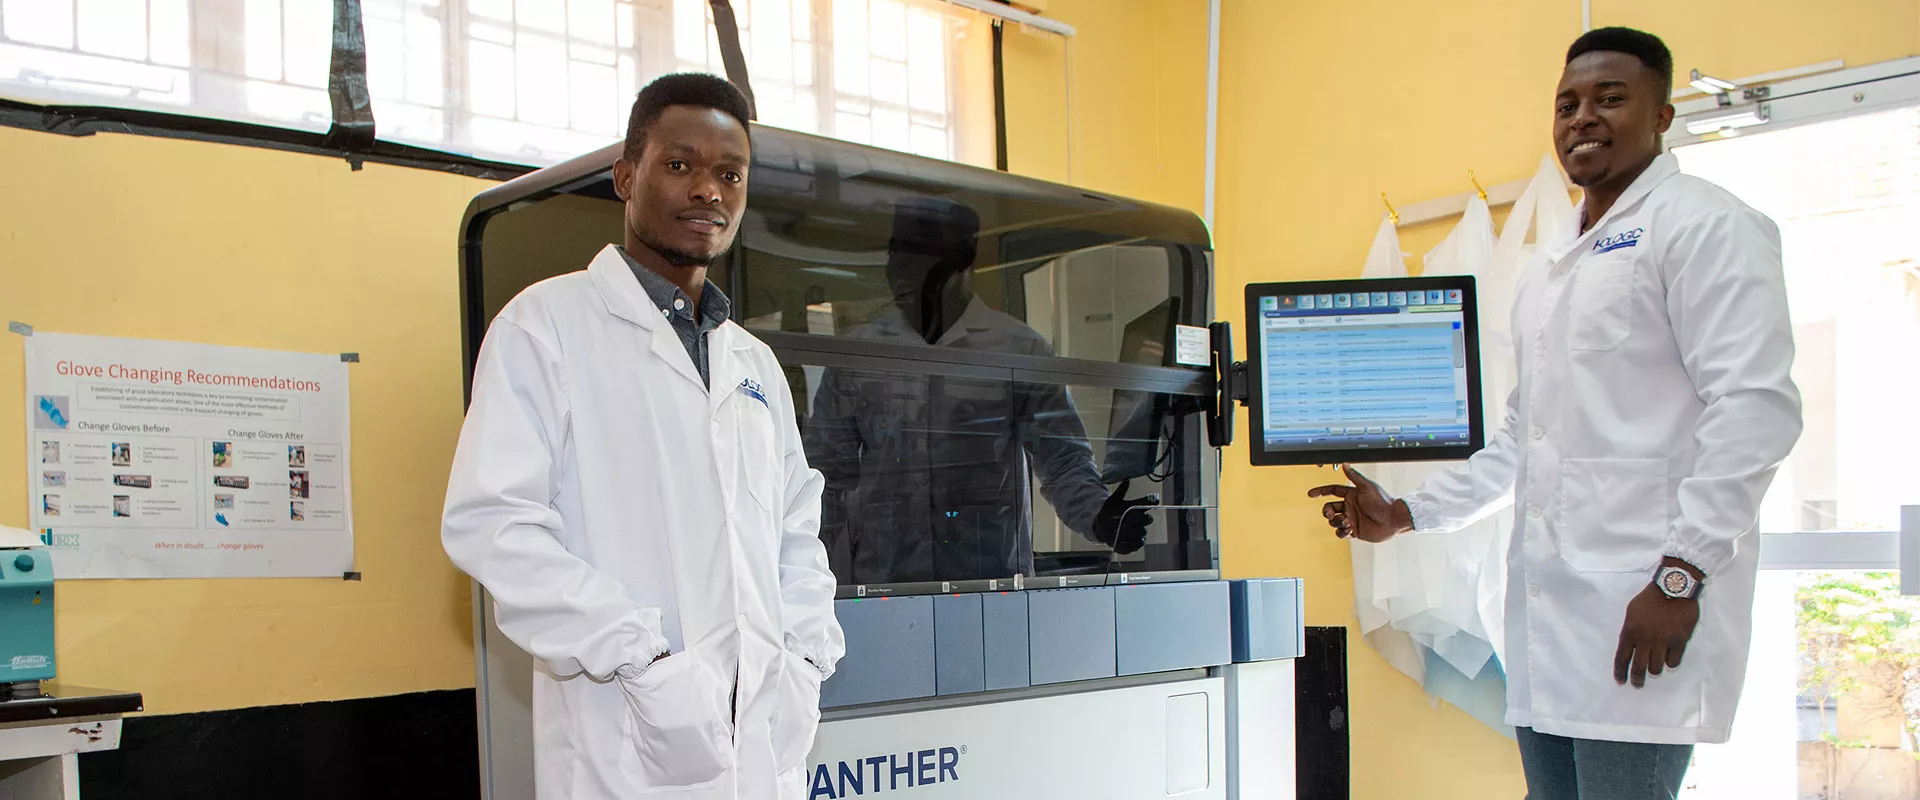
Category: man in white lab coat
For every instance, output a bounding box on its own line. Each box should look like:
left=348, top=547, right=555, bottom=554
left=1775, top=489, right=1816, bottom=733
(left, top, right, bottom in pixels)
left=1311, top=28, right=1801, bottom=799
left=443, top=74, right=844, bottom=800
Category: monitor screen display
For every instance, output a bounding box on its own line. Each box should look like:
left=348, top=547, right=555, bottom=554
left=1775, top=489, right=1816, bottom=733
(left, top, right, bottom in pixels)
left=1243, top=277, right=1485, bottom=466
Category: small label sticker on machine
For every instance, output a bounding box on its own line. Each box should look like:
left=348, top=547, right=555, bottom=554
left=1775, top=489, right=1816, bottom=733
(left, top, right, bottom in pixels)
left=1174, top=325, right=1211, bottom=367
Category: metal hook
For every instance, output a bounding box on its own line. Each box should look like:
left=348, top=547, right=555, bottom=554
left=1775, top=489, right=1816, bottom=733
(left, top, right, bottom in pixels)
left=1469, top=170, right=1488, bottom=202
left=1381, top=192, right=1399, bottom=226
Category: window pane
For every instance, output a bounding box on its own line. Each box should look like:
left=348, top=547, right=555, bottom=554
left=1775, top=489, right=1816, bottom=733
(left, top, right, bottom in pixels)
left=243, top=0, right=283, bottom=81
left=467, top=40, right=515, bottom=117
left=366, top=15, right=408, bottom=100
left=830, top=0, right=865, bottom=95
left=469, top=0, right=512, bottom=20
left=867, top=0, right=903, bottom=61
left=671, top=0, right=708, bottom=64
left=904, top=5, right=944, bottom=113
left=148, top=0, right=190, bottom=67
left=908, top=123, right=944, bottom=159
left=513, top=33, right=568, bottom=126
left=76, top=0, right=145, bottom=61
left=405, top=12, right=444, bottom=104
left=568, top=59, right=617, bottom=135
left=833, top=110, right=869, bottom=144
left=244, top=79, right=329, bottom=127
left=515, top=0, right=565, bottom=33
left=568, top=0, right=614, bottom=45
left=870, top=105, right=908, bottom=151
left=3, top=0, right=77, bottom=49
left=615, top=1, right=634, bottom=48
left=282, top=0, right=332, bottom=88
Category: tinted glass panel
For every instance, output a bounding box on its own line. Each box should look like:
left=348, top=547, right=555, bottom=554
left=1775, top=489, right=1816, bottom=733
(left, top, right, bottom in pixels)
left=779, top=355, right=1210, bottom=589
left=737, top=132, right=1208, bottom=369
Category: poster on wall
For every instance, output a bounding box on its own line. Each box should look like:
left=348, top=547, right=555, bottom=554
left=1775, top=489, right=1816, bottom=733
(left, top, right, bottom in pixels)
left=22, top=332, right=354, bottom=579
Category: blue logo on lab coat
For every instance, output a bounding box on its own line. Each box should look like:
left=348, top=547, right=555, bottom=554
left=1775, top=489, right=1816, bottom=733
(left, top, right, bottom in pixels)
left=739, top=377, right=768, bottom=407
left=1593, top=227, right=1644, bottom=254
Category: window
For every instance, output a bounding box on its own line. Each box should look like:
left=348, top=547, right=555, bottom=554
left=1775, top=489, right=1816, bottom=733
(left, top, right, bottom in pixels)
left=1673, top=103, right=1920, bottom=536
left=1669, top=83, right=1920, bottom=800
left=0, top=0, right=333, bottom=130
left=0, top=0, right=1003, bottom=167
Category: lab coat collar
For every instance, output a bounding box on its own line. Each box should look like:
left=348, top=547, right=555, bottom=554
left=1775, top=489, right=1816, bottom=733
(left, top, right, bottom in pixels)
left=1547, top=154, right=1682, bottom=263
left=938, top=296, right=999, bottom=346
left=590, top=245, right=665, bottom=332
left=589, top=244, right=718, bottom=393
left=860, top=296, right=997, bottom=346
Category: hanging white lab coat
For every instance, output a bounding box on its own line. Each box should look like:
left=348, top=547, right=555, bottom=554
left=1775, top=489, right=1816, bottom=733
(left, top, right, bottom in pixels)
left=443, top=245, right=845, bottom=799
left=1360, top=196, right=1504, bottom=675
left=1402, top=154, right=1802, bottom=745
left=1352, top=195, right=1509, bottom=736
left=1348, top=214, right=1432, bottom=686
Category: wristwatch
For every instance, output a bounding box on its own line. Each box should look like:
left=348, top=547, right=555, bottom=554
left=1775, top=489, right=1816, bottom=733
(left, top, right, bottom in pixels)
left=1655, top=564, right=1703, bottom=600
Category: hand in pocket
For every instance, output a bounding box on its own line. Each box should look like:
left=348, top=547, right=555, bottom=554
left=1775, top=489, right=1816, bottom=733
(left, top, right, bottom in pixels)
left=621, top=654, right=731, bottom=789
left=770, top=651, right=824, bottom=772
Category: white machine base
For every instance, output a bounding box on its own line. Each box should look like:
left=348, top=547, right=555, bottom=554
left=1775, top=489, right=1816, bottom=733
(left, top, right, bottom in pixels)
left=806, top=662, right=1296, bottom=800
left=475, top=602, right=1299, bottom=799
left=810, top=676, right=1226, bottom=799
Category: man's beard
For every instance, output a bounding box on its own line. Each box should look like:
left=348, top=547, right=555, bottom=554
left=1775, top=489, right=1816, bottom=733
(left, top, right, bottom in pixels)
left=640, top=233, right=716, bottom=268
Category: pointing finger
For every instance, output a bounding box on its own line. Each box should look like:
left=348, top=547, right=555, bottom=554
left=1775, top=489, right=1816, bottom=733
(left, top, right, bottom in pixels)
left=1340, top=464, right=1378, bottom=490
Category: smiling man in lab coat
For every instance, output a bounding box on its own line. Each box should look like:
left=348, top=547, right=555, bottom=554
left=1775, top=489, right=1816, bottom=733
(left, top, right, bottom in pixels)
left=1311, top=28, right=1801, bottom=799
left=442, top=73, right=844, bottom=800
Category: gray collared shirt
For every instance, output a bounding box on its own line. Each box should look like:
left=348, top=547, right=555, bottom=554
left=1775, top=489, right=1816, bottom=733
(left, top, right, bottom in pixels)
left=619, top=247, right=732, bottom=389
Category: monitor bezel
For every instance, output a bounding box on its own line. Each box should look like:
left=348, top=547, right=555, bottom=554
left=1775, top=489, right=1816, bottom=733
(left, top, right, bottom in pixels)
left=1243, top=276, right=1487, bottom=467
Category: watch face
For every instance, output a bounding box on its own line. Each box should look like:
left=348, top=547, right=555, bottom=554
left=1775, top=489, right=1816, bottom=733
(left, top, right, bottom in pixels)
left=1661, top=569, right=1691, bottom=596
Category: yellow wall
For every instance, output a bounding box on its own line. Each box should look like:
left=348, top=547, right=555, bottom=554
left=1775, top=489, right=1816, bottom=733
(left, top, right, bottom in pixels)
left=1003, top=0, right=1210, bottom=213
left=1213, top=1, right=1920, bottom=798
left=0, top=127, right=482, bottom=714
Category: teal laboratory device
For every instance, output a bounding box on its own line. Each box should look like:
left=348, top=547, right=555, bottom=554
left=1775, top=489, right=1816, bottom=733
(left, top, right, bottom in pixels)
left=0, top=547, right=55, bottom=701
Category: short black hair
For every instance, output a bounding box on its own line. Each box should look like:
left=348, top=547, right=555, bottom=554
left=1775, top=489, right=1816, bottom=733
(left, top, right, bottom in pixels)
left=1566, top=26, right=1674, bottom=101
left=622, top=73, right=752, bottom=161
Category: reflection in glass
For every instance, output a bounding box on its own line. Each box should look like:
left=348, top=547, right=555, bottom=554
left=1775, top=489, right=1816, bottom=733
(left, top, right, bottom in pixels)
left=797, top=198, right=1159, bottom=586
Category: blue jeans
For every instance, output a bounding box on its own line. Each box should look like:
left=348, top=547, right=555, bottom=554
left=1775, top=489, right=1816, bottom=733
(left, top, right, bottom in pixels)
left=1515, top=727, right=1694, bottom=800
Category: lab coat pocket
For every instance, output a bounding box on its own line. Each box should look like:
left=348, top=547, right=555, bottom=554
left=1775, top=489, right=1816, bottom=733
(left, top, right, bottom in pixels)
left=770, top=650, right=824, bottom=773
left=620, top=653, right=731, bottom=790
left=1555, top=458, right=1669, bottom=573
left=1568, top=256, right=1636, bottom=351
left=733, top=396, right=780, bottom=512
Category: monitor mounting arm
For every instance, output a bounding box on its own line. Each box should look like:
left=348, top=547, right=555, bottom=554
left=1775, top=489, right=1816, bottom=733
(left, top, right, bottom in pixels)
left=1205, top=321, right=1249, bottom=448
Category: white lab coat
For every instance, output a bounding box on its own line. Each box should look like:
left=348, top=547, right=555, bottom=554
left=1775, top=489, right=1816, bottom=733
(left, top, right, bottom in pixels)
left=1402, top=155, right=1802, bottom=745
left=443, top=245, right=845, bottom=799
left=1355, top=197, right=1511, bottom=723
